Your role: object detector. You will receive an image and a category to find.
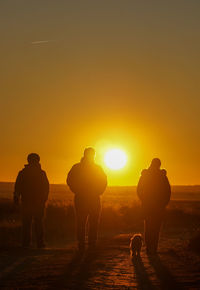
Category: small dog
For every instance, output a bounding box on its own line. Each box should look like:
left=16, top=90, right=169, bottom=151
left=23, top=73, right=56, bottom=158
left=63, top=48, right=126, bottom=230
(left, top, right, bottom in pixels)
left=130, top=234, right=142, bottom=257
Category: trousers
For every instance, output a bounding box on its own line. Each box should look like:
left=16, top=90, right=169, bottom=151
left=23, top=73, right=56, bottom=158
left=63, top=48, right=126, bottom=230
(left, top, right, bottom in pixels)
left=144, top=212, right=164, bottom=253
left=21, top=203, right=45, bottom=247
left=74, top=195, right=101, bottom=245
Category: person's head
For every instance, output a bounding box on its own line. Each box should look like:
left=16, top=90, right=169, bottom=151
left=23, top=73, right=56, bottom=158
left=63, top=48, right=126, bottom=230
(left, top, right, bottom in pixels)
left=150, top=158, right=161, bottom=170
left=83, top=147, right=96, bottom=162
left=27, top=153, right=40, bottom=165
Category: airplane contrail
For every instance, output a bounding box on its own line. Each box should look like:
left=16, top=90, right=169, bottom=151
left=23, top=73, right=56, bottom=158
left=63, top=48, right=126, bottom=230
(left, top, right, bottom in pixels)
left=31, top=40, right=55, bottom=45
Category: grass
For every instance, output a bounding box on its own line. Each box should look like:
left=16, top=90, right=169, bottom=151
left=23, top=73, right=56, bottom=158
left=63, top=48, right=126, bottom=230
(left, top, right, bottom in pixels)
left=0, top=195, right=200, bottom=248
left=0, top=183, right=200, bottom=247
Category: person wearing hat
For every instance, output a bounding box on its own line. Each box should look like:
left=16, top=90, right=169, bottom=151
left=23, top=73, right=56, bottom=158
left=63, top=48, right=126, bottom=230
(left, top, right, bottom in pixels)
left=67, top=147, right=107, bottom=252
left=137, top=158, right=171, bottom=255
left=14, top=153, right=49, bottom=248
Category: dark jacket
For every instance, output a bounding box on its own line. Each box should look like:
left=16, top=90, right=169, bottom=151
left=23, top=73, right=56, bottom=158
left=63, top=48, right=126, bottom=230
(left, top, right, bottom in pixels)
left=137, top=167, right=171, bottom=215
left=67, top=158, right=107, bottom=197
left=14, top=163, right=49, bottom=206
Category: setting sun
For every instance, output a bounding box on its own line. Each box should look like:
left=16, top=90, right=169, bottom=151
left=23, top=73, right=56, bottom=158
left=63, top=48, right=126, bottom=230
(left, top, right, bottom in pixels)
left=104, top=149, right=127, bottom=170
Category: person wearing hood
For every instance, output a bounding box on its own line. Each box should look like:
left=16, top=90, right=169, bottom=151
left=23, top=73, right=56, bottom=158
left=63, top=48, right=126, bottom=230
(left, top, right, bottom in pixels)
left=67, top=147, right=107, bottom=252
left=14, top=153, right=49, bottom=248
left=137, top=158, right=171, bottom=255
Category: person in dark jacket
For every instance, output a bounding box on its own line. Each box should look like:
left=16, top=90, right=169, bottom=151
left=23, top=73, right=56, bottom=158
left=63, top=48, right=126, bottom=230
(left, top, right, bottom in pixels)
left=137, top=158, right=171, bottom=255
left=67, top=147, right=107, bottom=252
left=14, top=153, right=49, bottom=248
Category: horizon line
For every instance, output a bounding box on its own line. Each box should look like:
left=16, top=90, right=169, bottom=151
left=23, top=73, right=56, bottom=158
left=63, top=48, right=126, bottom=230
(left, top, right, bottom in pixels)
left=0, top=181, right=200, bottom=187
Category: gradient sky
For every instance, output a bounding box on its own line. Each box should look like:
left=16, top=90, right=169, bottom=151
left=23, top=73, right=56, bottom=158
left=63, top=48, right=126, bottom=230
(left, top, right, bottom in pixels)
left=0, top=0, right=200, bottom=185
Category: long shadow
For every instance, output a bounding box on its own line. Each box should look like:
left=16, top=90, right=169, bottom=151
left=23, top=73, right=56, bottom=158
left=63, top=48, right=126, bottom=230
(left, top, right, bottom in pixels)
left=0, top=248, right=73, bottom=287
left=132, top=256, right=155, bottom=290
left=148, top=254, right=183, bottom=290
left=56, top=250, right=105, bottom=289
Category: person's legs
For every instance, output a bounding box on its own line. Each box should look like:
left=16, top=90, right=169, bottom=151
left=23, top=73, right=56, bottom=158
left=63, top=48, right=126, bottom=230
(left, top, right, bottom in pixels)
left=75, top=196, right=88, bottom=251
left=151, top=216, right=162, bottom=253
left=145, top=215, right=162, bottom=254
left=22, top=207, right=32, bottom=247
left=88, top=198, right=101, bottom=248
left=34, top=206, right=45, bottom=248
left=76, top=212, right=88, bottom=249
left=144, top=218, right=151, bottom=253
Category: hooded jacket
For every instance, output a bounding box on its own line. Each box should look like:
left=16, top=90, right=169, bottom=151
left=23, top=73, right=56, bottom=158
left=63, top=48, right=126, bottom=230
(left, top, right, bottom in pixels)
left=137, top=167, right=171, bottom=214
left=14, top=163, right=49, bottom=205
left=67, top=158, right=107, bottom=197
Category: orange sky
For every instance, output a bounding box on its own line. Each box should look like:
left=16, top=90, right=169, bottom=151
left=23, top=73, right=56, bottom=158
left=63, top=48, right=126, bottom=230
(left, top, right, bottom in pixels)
left=0, top=1, right=200, bottom=185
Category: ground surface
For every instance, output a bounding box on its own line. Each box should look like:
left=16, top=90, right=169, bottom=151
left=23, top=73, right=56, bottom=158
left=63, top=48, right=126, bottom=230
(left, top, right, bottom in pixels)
left=0, top=234, right=200, bottom=290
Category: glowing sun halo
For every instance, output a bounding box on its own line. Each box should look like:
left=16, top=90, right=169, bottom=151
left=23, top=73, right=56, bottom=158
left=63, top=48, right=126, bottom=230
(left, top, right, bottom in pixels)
left=104, top=149, right=127, bottom=170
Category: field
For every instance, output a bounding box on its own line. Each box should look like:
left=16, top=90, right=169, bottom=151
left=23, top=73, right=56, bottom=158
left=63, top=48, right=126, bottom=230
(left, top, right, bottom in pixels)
left=0, top=182, right=200, bottom=289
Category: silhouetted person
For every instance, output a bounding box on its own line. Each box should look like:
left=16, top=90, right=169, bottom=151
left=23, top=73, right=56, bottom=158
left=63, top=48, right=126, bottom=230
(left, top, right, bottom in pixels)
left=137, top=158, right=171, bottom=255
left=67, top=147, right=107, bottom=252
left=14, top=153, right=49, bottom=248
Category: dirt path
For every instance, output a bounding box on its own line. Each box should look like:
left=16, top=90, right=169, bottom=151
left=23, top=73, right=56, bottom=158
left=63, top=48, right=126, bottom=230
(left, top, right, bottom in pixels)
left=0, top=235, right=200, bottom=289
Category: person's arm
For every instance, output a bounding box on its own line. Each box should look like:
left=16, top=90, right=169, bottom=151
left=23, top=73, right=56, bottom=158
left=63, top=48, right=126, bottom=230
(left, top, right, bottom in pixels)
left=137, top=170, right=148, bottom=202
left=67, top=168, right=73, bottom=188
left=163, top=176, right=171, bottom=207
left=13, top=171, right=23, bottom=205
left=137, top=176, right=144, bottom=202
left=42, top=171, right=49, bottom=202
left=67, top=165, right=77, bottom=194
left=99, top=168, right=107, bottom=195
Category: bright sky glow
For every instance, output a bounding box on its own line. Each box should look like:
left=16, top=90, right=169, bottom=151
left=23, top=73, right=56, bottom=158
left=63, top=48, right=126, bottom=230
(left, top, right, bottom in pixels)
left=1, top=1, right=200, bottom=184
left=104, top=149, right=127, bottom=170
